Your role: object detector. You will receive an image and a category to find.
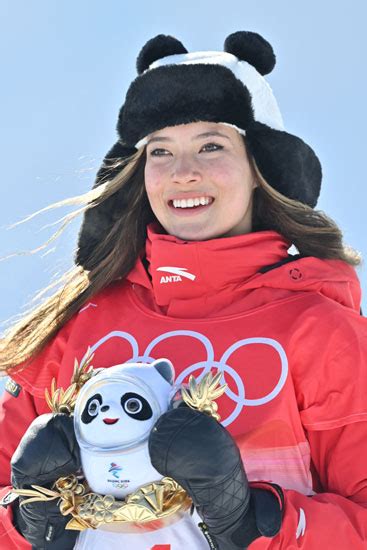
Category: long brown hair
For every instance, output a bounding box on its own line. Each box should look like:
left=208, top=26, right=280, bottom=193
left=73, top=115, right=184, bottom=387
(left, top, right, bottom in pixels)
left=0, top=147, right=151, bottom=373
left=250, top=159, right=361, bottom=265
left=0, top=145, right=361, bottom=373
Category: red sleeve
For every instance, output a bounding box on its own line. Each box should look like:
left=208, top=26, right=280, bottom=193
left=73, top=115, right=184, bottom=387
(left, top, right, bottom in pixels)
left=0, top=315, right=79, bottom=549
left=249, top=323, right=367, bottom=548
left=249, top=423, right=367, bottom=548
left=0, top=388, right=39, bottom=549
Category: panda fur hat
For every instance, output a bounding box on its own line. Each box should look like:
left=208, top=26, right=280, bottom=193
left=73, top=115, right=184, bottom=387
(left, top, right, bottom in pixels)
left=76, top=31, right=322, bottom=269
left=73, top=358, right=175, bottom=498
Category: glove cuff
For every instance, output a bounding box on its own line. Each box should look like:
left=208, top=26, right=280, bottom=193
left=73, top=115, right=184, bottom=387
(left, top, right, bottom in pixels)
left=200, top=484, right=283, bottom=550
left=11, top=494, right=78, bottom=549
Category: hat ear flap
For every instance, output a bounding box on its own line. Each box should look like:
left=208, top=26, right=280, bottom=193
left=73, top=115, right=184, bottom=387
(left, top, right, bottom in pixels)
left=75, top=141, right=137, bottom=269
left=224, top=31, right=276, bottom=76
left=246, top=122, right=322, bottom=207
left=93, top=140, right=137, bottom=188
left=136, top=34, right=188, bottom=74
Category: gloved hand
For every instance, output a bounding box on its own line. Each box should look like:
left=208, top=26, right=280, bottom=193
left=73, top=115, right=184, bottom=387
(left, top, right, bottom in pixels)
left=149, top=406, right=283, bottom=549
left=11, top=413, right=81, bottom=549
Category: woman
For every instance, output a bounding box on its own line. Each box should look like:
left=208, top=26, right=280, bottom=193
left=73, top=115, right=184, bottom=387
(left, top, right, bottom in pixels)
left=1, top=31, right=367, bottom=549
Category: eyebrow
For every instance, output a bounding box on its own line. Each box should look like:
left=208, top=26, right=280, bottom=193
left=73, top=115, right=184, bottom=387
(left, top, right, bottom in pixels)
left=146, top=130, right=231, bottom=145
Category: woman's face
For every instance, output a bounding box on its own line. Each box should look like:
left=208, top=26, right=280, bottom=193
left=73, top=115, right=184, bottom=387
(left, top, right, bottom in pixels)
left=144, top=121, right=257, bottom=241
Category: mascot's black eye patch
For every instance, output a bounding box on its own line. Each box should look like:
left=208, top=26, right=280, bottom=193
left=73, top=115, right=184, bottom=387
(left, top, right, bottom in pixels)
left=121, top=392, right=153, bottom=420
left=82, top=393, right=103, bottom=424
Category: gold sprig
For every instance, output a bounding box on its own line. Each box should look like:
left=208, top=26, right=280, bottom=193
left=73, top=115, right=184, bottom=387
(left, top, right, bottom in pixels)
left=13, top=484, right=60, bottom=506
left=71, top=348, right=95, bottom=389
left=181, top=371, right=227, bottom=421
left=44, top=348, right=95, bottom=414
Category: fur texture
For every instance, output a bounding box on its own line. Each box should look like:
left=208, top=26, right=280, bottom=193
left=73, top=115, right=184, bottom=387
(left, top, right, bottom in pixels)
left=118, top=63, right=255, bottom=146
left=224, top=31, right=276, bottom=76
left=136, top=34, right=188, bottom=74
left=246, top=122, right=322, bottom=208
left=75, top=141, right=138, bottom=269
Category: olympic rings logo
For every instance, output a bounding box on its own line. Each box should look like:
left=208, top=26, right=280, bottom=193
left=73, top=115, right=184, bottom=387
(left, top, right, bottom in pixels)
left=80, top=330, right=288, bottom=427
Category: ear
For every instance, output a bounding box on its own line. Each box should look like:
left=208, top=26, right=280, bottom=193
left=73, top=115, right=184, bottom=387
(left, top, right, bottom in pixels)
left=152, top=358, right=175, bottom=385
left=136, top=35, right=188, bottom=74
left=224, top=31, right=276, bottom=76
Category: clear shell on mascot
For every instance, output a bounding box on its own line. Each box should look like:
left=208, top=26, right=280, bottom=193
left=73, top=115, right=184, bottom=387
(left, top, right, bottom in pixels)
left=74, top=359, right=175, bottom=498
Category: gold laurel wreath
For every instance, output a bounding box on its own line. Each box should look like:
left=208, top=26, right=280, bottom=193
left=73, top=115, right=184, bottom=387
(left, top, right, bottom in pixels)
left=13, top=358, right=227, bottom=532
left=14, top=475, right=191, bottom=532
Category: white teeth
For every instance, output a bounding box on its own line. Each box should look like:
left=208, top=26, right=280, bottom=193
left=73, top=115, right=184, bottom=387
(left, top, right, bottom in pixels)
left=172, top=197, right=212, bottom=208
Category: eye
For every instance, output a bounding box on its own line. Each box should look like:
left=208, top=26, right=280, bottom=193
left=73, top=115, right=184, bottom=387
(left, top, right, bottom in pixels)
left=149, top=147, right=171, bottom=157
left=201, top=142, right=224, bottom=152
left=124, top=397, right=143, bottom=414
left=82, top=393, right=103, bottom=424
left=121, top=392, right=153, bottom=420
left=87, top=398, right=101, bottom=417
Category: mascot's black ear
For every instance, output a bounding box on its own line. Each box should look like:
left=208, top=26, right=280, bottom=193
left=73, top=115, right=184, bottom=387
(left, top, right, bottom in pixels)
left=152, top=359, right=175, bottom=385
left=136, top=34, right=188, bottom=74
left=224, top=31, right=276, bottom=75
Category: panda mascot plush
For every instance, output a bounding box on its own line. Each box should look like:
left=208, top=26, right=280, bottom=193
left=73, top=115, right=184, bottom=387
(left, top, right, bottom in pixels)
left=73, top=358, right=175, bottom=498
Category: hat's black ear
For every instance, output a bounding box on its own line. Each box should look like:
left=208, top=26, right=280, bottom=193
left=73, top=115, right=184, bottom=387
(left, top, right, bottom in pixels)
left=137, top=35, right=188, bottom=74
left=224, top=31, right=276, bottom=76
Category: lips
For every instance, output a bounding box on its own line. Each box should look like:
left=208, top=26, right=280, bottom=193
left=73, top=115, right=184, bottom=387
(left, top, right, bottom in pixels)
left=103, top=418, right=119, bottom=425
left=167, top=198, right=214, bottom=217
left=168, top=196, right=214, bottom=207
left=170, top=197, right=214, bottom=208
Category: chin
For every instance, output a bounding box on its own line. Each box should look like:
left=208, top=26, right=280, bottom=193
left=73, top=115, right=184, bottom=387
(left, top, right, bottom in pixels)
left=168, top=220, right=251, bottom=241
left=168, top=226, right=223, bottom=242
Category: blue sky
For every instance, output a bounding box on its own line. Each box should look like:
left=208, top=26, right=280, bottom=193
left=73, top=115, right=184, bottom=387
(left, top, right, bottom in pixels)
left=1, top=0, right=366, bottom=337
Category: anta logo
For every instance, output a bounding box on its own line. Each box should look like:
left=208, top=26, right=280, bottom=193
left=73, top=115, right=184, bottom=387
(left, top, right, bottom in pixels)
left=157, top=266, right=196, bottom=284
left=160, top=275, right=182, bottom=283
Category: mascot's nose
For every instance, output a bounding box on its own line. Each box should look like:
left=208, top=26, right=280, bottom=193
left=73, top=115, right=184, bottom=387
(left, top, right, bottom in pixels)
left=101, top=405, right=110, bottom=412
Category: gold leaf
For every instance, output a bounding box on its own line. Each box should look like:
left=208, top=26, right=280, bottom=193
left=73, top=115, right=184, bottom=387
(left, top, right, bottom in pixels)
left=19, top=496, right=51, bottom=505
left=182, top=370, right=227, bottom=421
left=30, top=484, right=59, bottom=497
left=62, top=383, right=77, bottom=404
left=65, top=517, right=90, bottom=531
left=44, top=350, right=97, bottom=414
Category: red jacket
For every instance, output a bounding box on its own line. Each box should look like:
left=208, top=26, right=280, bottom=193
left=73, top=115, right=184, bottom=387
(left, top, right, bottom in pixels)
left=1, top=227, right=367, bottom=548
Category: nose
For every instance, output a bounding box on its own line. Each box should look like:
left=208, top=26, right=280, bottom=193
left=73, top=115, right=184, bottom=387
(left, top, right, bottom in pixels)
left=101, top=405, right=110, bottom=412
left=171, top=154, right=201, bottom=185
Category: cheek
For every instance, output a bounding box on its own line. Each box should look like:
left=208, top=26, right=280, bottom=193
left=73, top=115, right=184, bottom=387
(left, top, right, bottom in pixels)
left=144, top=163, right=165, bottom=198
left=219, top=161, right=254, bottom=196
left=206, top=156, right=248, bottom=184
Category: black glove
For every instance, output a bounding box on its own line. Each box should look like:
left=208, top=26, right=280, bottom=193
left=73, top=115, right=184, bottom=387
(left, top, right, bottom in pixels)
left=149, top=407, right=283, bottom=549
left=11, top=413, right=81, bottom=549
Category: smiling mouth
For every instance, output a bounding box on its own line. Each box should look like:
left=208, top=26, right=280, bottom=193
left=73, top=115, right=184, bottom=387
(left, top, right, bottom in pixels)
left=169, top=197, right=214, bottom=209
left=103, top=418, right=119, bottom=425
